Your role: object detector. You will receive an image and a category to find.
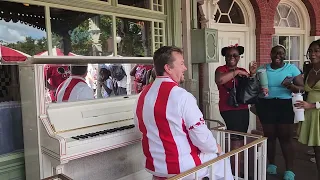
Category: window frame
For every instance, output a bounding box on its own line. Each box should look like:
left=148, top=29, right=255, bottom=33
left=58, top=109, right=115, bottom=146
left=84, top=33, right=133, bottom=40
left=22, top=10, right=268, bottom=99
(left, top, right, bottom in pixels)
left=214, top=0, right=246, bottom=25
left=5, top=0, right=167, bottom=56
left=272, top=34, right=304, bottom=69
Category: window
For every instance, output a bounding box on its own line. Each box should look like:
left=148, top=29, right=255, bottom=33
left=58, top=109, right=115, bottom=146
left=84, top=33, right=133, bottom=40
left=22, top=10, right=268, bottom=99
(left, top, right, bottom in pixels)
left=272, top=36, right=301, bottom=68
left=214, top=0, right=245, bottom=24
left=273, top=3, right=303, bottom=69
left=0, top=1, right=167, bottom=104
left=118, top=0, right=164, bottom=12
left=274, top=4, right=299, bottom=28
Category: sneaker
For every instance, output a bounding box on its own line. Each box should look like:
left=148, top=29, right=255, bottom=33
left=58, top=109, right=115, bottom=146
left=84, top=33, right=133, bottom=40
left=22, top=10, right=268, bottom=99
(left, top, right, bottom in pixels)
left=307, top=150, right=315, bottom=156
left=310, top=157, right=316, bottom=163
left=283, top=171, right=295, bottom=180
left=267, top=164, right=277, bottom=175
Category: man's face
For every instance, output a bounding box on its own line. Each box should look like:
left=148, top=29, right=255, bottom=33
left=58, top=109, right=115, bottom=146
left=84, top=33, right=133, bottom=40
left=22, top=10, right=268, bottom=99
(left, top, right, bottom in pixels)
left=165, top=52, right=187, bottom=84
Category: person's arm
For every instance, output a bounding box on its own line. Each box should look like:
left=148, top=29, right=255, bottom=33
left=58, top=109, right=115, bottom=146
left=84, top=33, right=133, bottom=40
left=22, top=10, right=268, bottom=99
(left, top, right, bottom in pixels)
left=130, top=65, right=138, bottom=77
left=215, top=68, right=249, bottom=85
left=283, top=65, right=305, bottom=93
left=285, top=74, right=304, bottom=93
left=181, top=92, right=219, bottom=154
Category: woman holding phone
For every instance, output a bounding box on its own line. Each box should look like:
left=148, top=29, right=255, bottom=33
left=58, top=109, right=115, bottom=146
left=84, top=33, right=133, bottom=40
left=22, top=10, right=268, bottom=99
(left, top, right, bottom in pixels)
left=295, top=39, right=320, bottom=179
left=254, top=45, right=304, bottom=180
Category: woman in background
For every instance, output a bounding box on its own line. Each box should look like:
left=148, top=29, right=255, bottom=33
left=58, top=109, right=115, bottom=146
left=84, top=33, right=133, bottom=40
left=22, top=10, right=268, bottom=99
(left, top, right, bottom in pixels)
left=215, top=44, right=257, bottom=177
left=296, top=39, right=320, bottom=179
left=255, top=45, right=304, bottom=180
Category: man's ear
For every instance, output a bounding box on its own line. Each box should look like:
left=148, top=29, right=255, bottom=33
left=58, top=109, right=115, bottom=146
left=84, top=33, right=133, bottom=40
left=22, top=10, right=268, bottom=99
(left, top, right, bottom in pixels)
left=164, top=64, right=171, bottom=74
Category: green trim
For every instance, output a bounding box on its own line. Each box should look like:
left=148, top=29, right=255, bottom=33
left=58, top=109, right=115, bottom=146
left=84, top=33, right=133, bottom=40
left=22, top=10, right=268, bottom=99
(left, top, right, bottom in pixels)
left=0, top=151, right=24, bottom=164
left=172, top=0, right=182, bottom=47
left=7, top=0, right=166, bottom=21
left=165, top=0, right=173, bottom=46
left=0, top=151, right=25, bottom=177
left=191, top=0, right=198, bottom=29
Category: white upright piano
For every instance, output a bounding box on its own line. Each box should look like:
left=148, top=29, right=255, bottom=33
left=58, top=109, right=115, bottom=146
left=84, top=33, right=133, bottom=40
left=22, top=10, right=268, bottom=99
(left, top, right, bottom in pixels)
left=19, top=57, right=153, bottom=180
left=40, top=95, right=141, bottom=176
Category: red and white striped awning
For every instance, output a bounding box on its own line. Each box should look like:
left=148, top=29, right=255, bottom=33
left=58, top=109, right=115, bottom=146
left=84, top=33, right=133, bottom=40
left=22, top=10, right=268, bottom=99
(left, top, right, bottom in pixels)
left=36, top=47, right=77, bottom=56
left=0, top=44, right=30, bottom=62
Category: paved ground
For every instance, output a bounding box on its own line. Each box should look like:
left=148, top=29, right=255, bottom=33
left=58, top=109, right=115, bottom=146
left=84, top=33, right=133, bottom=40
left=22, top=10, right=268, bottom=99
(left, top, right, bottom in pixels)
left=266, top=139, right=317, bottom=180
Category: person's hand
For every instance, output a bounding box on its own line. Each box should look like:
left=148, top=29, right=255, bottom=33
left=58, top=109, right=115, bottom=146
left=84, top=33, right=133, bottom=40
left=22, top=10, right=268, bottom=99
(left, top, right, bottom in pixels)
left=249, top=62, right=258, bottom=75
left=282, top=81, right=293, bottom=89
left=294, top=100, right=315, bottom=109
left=261, top=88, right=269, bottom=96
left=235, top=69, right=249, bottom=77
left=217, top=144, right=222, bottom=154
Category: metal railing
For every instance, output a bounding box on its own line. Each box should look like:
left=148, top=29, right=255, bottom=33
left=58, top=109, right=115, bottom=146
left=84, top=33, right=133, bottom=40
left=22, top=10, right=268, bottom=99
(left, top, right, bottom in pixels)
left=167, top=119, right=267, bottom=180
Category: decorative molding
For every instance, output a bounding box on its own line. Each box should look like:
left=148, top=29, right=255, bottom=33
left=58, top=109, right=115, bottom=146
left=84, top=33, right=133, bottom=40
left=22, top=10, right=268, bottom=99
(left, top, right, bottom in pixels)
left=197, top=0, right=219, bottom=28
left=210, top=0, right=220, bottom=27
left=197, top=0, right=208, bottom=28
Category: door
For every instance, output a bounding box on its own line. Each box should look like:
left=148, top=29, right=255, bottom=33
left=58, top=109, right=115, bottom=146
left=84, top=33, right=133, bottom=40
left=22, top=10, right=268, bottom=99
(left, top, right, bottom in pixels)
left=207, top=31, right=254, bottom=132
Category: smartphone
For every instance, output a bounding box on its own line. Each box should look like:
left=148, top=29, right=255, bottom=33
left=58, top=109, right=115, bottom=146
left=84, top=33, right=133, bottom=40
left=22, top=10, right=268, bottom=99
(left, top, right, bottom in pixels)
left=281, top=76, right=294, bottom=85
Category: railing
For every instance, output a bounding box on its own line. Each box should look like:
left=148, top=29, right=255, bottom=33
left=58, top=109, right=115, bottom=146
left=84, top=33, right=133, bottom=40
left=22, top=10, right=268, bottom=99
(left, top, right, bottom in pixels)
left=167, top=119, right=267, bottom=180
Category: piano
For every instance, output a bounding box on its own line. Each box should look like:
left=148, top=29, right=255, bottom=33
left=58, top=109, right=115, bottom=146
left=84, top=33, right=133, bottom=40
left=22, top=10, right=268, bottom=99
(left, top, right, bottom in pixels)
left=39, top=95, right=141, bottom=175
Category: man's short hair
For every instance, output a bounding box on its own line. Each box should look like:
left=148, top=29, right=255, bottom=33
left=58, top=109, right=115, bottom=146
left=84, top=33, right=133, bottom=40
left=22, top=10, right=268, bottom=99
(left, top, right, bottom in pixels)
left=71, top=65, right=88, bottom=76
left=153, top=46, right=183, bottom=76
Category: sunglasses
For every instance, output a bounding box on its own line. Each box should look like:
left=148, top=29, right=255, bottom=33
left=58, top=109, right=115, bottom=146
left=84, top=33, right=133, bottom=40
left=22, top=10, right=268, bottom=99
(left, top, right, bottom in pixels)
left=226, top=54, right=240, bottom=58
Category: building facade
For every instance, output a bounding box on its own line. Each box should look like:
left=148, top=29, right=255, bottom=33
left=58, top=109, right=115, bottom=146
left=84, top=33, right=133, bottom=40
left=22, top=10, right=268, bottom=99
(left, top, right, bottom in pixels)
left=199, top=0, right=320, bottom=131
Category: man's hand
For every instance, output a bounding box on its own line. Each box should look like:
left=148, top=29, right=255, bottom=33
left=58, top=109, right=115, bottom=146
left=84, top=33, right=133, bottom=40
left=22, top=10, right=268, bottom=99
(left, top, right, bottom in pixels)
left=217, top=144, right=222, bottom=154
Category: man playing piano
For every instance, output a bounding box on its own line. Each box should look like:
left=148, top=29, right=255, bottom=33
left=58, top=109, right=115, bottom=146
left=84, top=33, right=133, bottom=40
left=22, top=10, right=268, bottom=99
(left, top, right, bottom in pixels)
left=134, top=46, right=233, bottom=180
left=56, top=65, right=94, bottom=102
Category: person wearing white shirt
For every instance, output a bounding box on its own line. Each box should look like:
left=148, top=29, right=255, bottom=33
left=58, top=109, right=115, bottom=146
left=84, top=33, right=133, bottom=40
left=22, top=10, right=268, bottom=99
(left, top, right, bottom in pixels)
left=133, top=46, right=233, bottom=180
left=56, top=65, right=94, bottom=102
left=98, top=68, right=114, bottom=98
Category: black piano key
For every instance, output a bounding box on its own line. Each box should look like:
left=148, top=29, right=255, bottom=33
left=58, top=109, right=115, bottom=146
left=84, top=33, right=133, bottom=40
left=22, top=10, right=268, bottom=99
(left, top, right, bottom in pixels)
left=74, top=125, right=136, bottom=140
left=80, top=135, right=88, bottom=139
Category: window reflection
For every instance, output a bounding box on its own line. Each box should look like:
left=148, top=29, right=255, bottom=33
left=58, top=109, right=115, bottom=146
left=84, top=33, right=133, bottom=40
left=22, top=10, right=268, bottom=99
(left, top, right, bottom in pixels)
left=116, top=18, right=152, bottom=57
left=0, top=1, right=46, bottom=156
left=43, top=8, right=156, bottom=103
left=44, top=62, right=155, bottom=103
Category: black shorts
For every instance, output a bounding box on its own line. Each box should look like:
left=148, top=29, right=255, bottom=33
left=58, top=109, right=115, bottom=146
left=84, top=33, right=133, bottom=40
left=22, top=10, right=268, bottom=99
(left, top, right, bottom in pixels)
left=256, top=98, right=294, bottom=124
left=220, top=109, right=249, bottom=133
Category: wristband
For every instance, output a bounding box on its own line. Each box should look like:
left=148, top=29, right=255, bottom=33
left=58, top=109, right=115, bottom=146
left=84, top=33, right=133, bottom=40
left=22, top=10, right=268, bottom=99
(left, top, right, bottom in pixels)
left=316, top=102, right=320, bottom=109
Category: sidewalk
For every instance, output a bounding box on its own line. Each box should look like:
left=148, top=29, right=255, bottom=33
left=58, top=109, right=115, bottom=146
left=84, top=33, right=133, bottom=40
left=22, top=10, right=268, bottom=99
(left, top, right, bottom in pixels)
left=267, top=139, right=317, bottom=180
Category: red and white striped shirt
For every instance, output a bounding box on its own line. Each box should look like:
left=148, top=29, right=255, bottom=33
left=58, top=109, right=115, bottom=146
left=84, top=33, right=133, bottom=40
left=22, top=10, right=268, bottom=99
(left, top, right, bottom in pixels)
left=134, top=77, right=218, bottom=177
left=56, top=76, right=94, bottom=102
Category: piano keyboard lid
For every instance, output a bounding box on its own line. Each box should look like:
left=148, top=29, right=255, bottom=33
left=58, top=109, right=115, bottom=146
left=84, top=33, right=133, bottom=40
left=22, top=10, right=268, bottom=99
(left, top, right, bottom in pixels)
left=46, top=95, right=138, bottom=133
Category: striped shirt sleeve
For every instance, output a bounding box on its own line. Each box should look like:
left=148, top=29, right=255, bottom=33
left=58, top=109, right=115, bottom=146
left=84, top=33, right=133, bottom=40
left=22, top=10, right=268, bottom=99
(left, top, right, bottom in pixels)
left=181, top=92, right=218, bottom=154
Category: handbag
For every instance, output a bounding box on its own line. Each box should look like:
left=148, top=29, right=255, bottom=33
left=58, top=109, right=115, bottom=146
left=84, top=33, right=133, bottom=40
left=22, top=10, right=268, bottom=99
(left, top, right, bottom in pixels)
left=236, top=76, right=261, bottom=104
left=223, top=78, right=239, bottom=107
